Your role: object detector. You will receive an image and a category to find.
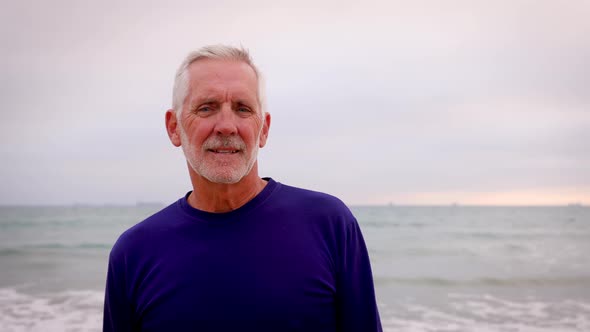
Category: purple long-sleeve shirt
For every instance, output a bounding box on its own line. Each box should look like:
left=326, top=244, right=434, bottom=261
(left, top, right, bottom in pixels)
left=104, top=178, right=382, bottom=331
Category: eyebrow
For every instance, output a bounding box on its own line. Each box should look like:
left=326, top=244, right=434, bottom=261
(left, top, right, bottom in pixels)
left=190, top=96, right=219, bottom=107
left=234, top=99, right=254, bottom=106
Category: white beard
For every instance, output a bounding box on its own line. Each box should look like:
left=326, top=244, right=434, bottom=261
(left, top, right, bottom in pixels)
left=179, top=124, right=260, bottom=184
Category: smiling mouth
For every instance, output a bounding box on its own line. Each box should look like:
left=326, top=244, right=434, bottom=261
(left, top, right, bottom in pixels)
left=208, top=149, right=240, bottom=154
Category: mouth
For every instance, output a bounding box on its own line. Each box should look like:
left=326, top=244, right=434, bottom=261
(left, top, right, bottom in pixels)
left=208, top=149, right=240, bottom=154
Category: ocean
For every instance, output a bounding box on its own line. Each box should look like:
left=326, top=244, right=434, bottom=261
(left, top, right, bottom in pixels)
left=1, top=204, right=589, bottom=331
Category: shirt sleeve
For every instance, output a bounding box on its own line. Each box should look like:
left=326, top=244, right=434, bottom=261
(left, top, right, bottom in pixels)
left=103, top=250, right=135, bottom=332
left=335, top=218, right=383, bottom=332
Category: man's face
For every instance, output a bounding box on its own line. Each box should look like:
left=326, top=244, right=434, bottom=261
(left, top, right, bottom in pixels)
left=175, top=59, right=269, bottom=184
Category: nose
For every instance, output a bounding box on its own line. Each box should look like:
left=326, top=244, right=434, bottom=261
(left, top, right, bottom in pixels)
left=213, top=103, right=238, bottom=136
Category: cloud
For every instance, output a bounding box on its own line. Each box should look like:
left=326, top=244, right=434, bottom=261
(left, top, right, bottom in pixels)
left=1, top=0, right=589, bottom=205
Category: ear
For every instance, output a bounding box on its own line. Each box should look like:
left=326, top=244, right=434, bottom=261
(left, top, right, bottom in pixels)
left=165, top=109, right=182, bottom=147
left=258, top=112, right=271, bottom=148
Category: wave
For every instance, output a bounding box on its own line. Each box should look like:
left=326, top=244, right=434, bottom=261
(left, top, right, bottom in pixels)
left=30, top=243, right=112, bottom=249
left=0, top=243, right=112, bottom=256
left=360, top=221, right=428, bottom=228
left=399, top=247, right=478, bottom=257
left=374, top=276, right=590, bottom=287
left=0, top=288, right=103, bottom=332
left=0, top=219, right=88, bottom=229
left=448, top=230, right=590, bottom=240
left=375, top=244, right=527, bottom=258
left=381, top=294, right=590, bottom=332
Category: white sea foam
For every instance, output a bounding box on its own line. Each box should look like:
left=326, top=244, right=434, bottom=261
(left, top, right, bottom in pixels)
left=381, top=293, right=590, bottom=332
left=2, top=289, right=590, bottom=331
left=0, top=288, right=103, bottom=332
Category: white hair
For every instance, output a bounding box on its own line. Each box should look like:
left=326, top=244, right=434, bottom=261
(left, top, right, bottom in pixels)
left=171, top=45, right=266, bottom=119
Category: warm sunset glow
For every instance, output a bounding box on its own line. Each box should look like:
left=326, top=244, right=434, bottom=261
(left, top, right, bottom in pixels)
left=370, top=188, right=589, bottom=206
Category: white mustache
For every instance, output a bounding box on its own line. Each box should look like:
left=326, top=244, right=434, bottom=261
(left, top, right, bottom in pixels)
left=203, top=136, right=246, bottom=151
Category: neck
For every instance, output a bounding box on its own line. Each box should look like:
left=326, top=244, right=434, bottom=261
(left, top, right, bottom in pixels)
left=186, top=165, right=267, bottom=213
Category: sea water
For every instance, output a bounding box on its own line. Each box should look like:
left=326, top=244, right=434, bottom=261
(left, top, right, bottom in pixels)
left=1, top=204, right=589, bottom=331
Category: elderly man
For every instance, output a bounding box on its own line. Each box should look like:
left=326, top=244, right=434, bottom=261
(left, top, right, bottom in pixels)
left=103, top=45, right=382, bottom=332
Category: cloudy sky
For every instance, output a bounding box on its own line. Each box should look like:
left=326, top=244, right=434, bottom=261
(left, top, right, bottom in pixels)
left=1, top=0, right=589, bottom=205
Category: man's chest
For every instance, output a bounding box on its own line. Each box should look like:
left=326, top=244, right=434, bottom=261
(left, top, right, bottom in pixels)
left=131, top=228, right=338, bottom=331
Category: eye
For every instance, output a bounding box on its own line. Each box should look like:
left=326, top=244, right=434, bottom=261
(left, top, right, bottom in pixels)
left=237, top=107, right=251, bottom=113
left=195, top=105, right=215, bottom=116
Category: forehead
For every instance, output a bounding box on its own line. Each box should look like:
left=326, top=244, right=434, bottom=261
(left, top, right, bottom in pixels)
left=187, top=59, right=259, bottom=101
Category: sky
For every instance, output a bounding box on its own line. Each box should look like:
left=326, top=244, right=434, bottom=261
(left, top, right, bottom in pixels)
left=1, top=0, right=589, bottom=206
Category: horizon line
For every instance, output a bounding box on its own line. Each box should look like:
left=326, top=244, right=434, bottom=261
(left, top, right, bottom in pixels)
left=0, top=202, right=586, bottom=208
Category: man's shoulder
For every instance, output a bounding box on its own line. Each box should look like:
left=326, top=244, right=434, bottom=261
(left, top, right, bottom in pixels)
left=278, top=182, right=345, bottom=204
left=109, top=199, right=182, bottom=258
left=274, top=182, right=355, bottom=222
